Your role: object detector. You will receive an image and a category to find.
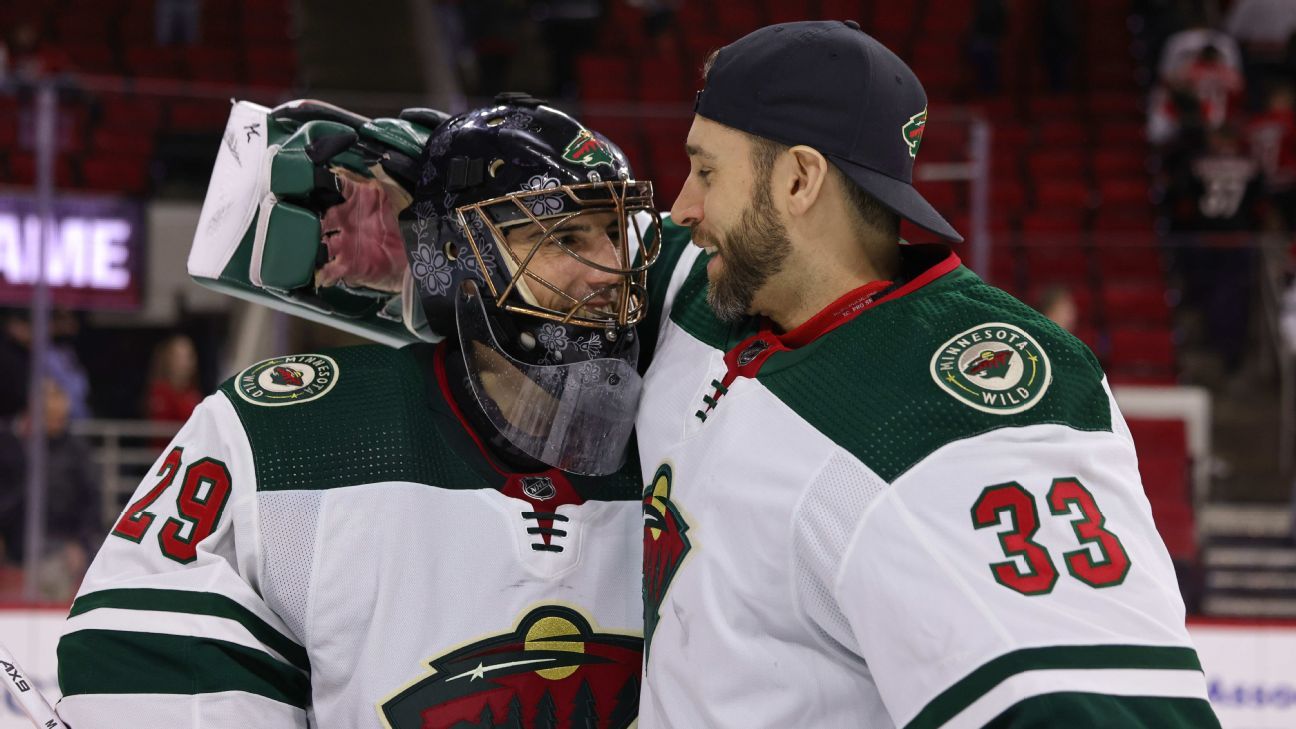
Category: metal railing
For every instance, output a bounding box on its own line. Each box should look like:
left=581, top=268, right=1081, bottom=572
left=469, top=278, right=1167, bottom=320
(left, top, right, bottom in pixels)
left=66, top=419, right=182, bottom=529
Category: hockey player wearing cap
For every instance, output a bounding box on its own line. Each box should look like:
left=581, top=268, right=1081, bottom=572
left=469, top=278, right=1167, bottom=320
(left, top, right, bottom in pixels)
left=636, top=21, right=1220, bottom=728
left=56, top=96, right=657, bottom=727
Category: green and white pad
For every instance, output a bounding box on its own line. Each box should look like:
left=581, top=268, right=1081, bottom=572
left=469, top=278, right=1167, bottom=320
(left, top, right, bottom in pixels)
left=188, top=99, right=446, bottom=347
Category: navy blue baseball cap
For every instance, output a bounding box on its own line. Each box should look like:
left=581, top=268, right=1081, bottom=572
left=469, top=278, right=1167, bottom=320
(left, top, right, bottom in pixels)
left=695, top=20, right=963, bottom=243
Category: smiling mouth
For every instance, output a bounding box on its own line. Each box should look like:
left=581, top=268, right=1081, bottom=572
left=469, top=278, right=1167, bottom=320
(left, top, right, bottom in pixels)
left=694, top=230, right=720, bottom=255
left=577, top=291, right=619, bottom=313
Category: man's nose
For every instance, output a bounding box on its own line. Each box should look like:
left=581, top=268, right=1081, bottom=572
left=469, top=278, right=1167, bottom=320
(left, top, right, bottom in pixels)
left=583, top=233, right=625, bottom=286
left=670, top=177, right=703, bottom=227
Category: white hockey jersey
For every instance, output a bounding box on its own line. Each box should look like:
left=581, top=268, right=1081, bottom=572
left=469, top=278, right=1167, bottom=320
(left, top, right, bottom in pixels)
left=58, top=343, right=644, bottom=728
left=635, top=220, right=1219, bottom=728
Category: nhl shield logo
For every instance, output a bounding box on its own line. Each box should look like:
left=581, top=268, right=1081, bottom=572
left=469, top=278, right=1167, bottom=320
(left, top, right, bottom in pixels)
left=930, top=323, right=1051, bottom=415
left=735, top=339, right=770, bottom=367
left=235, top=354, right=339, bottom=407
left=379, top=606, right=643, bottom=729
left=522, top=476, right=557, bottom=501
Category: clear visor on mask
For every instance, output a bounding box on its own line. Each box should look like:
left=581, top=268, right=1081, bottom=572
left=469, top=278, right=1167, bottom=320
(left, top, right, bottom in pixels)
left=455, top=279, right=642, bottom=476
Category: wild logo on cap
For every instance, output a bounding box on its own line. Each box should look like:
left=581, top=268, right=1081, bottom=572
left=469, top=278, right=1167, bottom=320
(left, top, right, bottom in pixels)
left=930, top=323, right=1051, bottom=415
left=903, top=106, right=927, bottom=158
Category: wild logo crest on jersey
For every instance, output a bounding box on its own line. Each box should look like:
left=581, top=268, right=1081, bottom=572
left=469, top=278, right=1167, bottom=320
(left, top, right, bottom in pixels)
left=643, top=463, right=690, bottom=662
left=379, top=605, right=643, bottom=729
left=270, top=365, right=304, bottom=386
left=902, top=106, right=927, bottom=158
left=930, top=323, right=1051, bottom=415
left=561, top=129, right=613, bottom=169
left=235, top=354, right=339, bottom=407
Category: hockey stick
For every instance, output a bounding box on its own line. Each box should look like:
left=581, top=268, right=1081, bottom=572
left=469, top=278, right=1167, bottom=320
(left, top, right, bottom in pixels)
left=0, top=642, right=68, bottom=728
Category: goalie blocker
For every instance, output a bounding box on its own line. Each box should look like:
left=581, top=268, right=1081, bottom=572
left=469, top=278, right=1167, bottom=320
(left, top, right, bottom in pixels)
left=188, top=99, right=451, bottom=347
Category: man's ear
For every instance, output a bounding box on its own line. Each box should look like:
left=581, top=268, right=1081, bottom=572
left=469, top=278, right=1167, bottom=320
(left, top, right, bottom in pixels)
left=784, top=145, right=829, bottom=217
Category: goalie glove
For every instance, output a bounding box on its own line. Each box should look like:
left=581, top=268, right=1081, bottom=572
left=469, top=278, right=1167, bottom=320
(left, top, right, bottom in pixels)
left=187, top=99, right=451, bottom=346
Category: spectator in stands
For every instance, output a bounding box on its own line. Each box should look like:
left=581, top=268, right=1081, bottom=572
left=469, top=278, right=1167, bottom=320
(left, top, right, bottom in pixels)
left=144, top=334, right=202, bottom=427
left=1170, top=124, right=1264, bottom=374
left=1148, top=46, right=1223, bottom=149
left=1247, top=84, right=1296, bottom=230
left=1150, top=76, right=1209, bottom=159
left=1157, top=20, right=1244, bottom=83
left=1035, top=284, right=1079, bottom=332
left=156, top=0, right=202, bottom=46
left=967, top=0, right=1008, bottom=94
left=46, top=310, right=92, bottom=421
left=0, top=309, right=91, bottom=421
left=1169, top=44, right=1245, bottom=130
left=1151, top=43, right=1249, bottom=183
left=0, top=309, right=30, bottom=419
left=1184, top=125, right=1265, bottom=231
left=0, top=378, right=101, bottom=600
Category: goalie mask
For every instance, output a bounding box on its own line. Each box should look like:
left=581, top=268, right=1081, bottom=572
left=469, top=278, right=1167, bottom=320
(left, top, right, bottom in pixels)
left=404, top=94, right=661, bottom=475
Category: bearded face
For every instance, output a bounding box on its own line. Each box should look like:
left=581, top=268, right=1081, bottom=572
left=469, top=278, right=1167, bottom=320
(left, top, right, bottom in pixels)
left=699, top=173, right=793, bottom=323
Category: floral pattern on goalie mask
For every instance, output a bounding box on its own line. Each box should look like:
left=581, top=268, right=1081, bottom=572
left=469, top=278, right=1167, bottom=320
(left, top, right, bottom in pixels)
left=402, top=93, right=661, bottom=369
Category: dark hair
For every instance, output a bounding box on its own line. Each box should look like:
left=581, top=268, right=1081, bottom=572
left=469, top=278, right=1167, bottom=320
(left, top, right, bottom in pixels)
left=702, top=48, right=721, bottom=78
left=703, top=49, right=899, bottom=239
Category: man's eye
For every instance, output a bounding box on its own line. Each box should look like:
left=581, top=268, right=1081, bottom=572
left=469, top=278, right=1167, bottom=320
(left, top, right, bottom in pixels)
left=696, top=168, right=713, bottom=182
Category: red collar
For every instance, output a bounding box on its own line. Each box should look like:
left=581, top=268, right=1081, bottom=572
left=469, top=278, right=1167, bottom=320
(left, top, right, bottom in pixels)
left=431, top=345, right=584, bottom=521
left=779, top=248, right=962, bottom=348
left=691, top=248, right=961, bottom=424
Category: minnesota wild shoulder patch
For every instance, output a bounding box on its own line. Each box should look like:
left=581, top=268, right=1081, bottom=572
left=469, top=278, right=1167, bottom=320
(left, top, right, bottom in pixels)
left=930, top=323, right=1051, bottom=415
left=235, top=354, right=339, bottom=407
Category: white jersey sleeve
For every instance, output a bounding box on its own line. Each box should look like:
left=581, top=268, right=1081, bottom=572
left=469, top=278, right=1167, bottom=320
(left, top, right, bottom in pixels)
left=815, top=396, right=1209, bottom=728
left=57, top=392, right=310, bottom=727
